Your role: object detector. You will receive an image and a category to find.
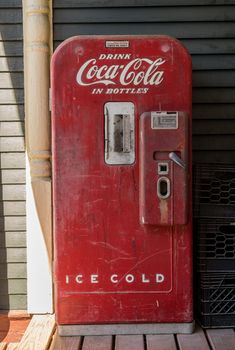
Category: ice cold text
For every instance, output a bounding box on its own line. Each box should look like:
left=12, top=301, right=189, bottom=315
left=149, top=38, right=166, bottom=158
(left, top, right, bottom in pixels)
left=65, top=273, right=165, bottom=285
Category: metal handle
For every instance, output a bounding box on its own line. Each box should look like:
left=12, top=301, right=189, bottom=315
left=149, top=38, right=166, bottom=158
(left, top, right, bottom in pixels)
left=169, top=152, right=185, bottom=169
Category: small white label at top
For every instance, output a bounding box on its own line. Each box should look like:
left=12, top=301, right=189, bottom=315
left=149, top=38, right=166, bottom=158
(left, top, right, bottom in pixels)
left=105, top=40, right=129, bottom=48
left=151, top=112, right=179, bottom=130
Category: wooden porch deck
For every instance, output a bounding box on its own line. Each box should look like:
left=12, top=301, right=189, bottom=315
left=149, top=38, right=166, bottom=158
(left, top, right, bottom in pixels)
left=1, top=315, right=235, bottom=350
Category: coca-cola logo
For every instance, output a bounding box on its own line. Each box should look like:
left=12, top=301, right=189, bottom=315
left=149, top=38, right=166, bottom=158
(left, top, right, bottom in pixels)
left=76, top=57, right=166, bottom=87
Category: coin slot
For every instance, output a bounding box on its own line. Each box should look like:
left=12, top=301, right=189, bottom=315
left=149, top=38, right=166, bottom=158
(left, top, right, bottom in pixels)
left=158, top=163, right=169, bottom=175
left=157, top=177, right=170, bottom=199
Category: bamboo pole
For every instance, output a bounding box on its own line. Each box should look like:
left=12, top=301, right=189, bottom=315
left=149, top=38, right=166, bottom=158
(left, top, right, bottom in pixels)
left=23, top=0, right=53, bottom=311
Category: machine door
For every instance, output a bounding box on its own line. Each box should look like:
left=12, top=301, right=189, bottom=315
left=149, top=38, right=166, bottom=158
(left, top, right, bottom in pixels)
left=140, top=111, right=189, bottom=226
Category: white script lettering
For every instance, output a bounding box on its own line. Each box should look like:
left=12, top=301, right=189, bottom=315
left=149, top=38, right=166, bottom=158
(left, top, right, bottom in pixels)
left=76, top=58, right=165, bottom=87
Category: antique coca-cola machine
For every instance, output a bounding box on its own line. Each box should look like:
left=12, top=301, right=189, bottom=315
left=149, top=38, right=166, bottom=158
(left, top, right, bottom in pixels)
left=51, top=35, right=193, bottom=335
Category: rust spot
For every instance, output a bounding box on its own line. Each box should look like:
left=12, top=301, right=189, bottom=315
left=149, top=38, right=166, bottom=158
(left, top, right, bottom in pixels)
left=159, top=199, right=168, bottom=224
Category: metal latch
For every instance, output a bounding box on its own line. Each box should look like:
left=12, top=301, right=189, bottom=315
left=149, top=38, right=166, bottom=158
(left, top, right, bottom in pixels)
left=169, top=152, right=185, bottom=169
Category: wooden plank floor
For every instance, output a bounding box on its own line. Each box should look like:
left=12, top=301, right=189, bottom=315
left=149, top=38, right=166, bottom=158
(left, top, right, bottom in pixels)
left=2, top=315, right=235, bottom=349
left=48, top=326, right=235, bottom=350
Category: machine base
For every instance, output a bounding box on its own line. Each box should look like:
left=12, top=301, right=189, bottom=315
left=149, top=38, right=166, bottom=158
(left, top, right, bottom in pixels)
left=58, top=321, right=195, bottom=336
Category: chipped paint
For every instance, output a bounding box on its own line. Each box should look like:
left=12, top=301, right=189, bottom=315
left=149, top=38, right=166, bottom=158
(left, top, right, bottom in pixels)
left=159, top=199, right=169, bottom=225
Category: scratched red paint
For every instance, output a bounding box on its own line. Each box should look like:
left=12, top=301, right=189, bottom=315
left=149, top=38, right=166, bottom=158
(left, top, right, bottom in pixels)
left=51, top=35, right=193, bottom=325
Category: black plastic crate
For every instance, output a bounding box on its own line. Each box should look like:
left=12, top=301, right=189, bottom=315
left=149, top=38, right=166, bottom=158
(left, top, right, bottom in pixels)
left=194, top=164, right=235, bottom=218
left=196, top=272, right=235, bottom=328
left=195, top=217, right=235, bottom=272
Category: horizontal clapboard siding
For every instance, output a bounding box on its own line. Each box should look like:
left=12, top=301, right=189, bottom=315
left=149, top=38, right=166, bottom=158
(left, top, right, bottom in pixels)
left=0, top=105, right=24, bottom=121
left=0, top=89, right=24, bottom=104
left=193, top=120, right=235, bottom=134
left=0, top=232, right=26, bottom=248
left=0, top=10, right=22, bottom=24
left=0, top=1, right=23, bottom=7
left=0, top=295, right=26, bottom=309
left=0, top=248, right=26, bottom=264
left=0, top=57, right=23, bottom=71
left=55, top=23, right=235, bottom=39
left=1, top=122, right=24, bottom=136
left=0, top=42, right=23, bottom=57
left=0, top=1, right=26, bottom=310
left=0, top=262, right=26, bottom=278
left=0, top=137, right=25, bottom=152
left=0, top=279, right=27, bottom=294
left=193, top=104, right=235, bottom=119
left=0, top=24, right=23, bottom=40
left=1, top=169, right=25, bottom=184
left=54, top=0, right=235, bottom=7
left=0, top=73, right=24, bottom=88
left=0, top=217, right=26, bottom=232
left=0, top=153, right=25, bottom=169
left=54, top=38, right=235, bottom=55
left=2, top=185, right=25, bottom=201
left=54, top=0, right=235, bottom=164
left=193, top=55, right=235, bottom=70
left=0, top=201, right=25, bottom=216
left=54, top=6, right=235, bottom=23
left=193, top=88, right=235, bottom=103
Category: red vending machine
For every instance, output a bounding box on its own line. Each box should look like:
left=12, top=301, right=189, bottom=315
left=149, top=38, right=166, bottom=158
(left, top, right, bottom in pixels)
left=51, top=35, right=193, bottom=335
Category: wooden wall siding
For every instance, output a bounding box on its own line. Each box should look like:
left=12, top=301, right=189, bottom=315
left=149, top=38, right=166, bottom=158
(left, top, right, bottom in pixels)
left=54, top=0, right=235, bottom=164
left=0, top=0, right=26, bottom=310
